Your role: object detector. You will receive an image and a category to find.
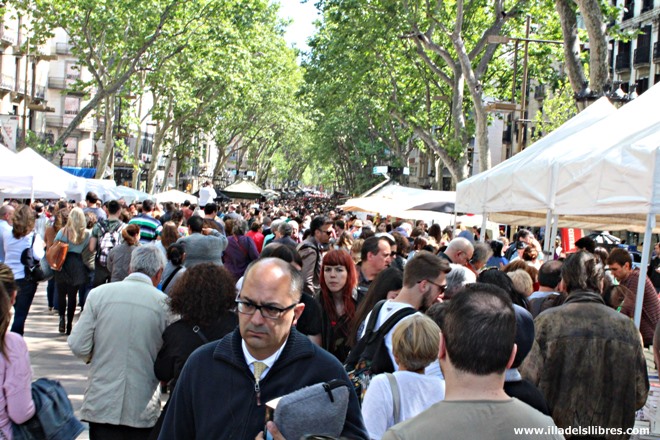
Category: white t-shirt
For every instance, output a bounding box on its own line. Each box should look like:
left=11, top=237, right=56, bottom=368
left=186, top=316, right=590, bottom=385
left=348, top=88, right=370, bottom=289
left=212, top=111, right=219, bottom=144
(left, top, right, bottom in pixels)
left=360, top=301, right=418, bottom=372
left=199, top=186, right=217, bottom=207
left=362, top=371, right=445, bottom=440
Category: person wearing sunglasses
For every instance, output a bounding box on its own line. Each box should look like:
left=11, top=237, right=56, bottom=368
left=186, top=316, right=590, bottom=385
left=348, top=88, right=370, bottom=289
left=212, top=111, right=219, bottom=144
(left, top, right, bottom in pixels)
left=158, top=258, right=368, bottom=440
left=355, top=252, right=451, bottom=378
left=438, top=237, right=474, bottom=268
left=298, top=216, right=335, bottom=297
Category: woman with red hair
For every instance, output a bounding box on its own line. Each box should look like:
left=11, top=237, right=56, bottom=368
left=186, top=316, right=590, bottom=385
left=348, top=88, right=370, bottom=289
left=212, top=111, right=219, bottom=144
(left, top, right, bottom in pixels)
left=319, top=250, right=358, bottom=362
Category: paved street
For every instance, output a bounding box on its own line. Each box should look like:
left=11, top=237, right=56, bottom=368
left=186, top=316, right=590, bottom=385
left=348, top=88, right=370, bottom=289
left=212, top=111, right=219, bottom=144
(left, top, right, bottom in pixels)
left=21, top=283, right=90, bottom=439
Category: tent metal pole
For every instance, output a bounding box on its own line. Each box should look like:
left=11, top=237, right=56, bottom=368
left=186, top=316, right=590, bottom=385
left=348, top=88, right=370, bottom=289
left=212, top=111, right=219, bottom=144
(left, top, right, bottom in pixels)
left=633, top=213, right=655, bottom=329
left=480, top=212, right=488, bottom=242
left=543, top=208, right=553, bottom=257
left=549, top=214, right=559, bottom=258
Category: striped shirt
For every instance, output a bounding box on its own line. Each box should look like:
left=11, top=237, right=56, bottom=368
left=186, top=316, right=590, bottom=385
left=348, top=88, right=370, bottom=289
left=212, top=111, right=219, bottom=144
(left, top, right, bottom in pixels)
left=128, top=214, right=162, bottom=244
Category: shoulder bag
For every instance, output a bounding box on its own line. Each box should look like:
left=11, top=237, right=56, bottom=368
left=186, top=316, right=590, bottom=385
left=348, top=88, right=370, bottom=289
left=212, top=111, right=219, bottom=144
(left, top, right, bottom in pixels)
left=46, top=230, right=69, bottom=271
left=21, top=233, right=47, bottom=282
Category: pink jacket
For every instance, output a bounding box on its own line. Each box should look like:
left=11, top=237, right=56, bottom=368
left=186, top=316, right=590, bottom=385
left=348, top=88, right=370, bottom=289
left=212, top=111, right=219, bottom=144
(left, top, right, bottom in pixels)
left=0, top=332, right=35, bottom=439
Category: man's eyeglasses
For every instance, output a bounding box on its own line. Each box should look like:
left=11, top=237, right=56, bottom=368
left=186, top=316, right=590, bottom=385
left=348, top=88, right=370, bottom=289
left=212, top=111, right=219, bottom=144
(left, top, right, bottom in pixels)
left=235, top=299, right=297, bottom=320
left=318, top=229, right=332, bottom=235
left=424, top=279, right=447, bottom=293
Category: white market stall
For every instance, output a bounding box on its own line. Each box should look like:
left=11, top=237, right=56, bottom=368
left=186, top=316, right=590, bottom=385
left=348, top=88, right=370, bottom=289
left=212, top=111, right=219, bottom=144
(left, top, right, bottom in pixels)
left=222, top=180, right=264, bottom=200
left=456, top=97, right=617, bottom=239
left=114, top=186, right=153, bottom=203
left=457, top=81, right=660, bottom=329
left=0, top=147, right=74, bottom=200
left=154, top=189, right=198, bottom=204
left=339, top=182, right=456, bottom=222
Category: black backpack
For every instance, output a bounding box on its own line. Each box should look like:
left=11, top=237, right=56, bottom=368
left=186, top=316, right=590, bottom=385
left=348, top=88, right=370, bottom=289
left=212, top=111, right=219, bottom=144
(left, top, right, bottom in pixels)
left=344, top=300, right=417, bottom=403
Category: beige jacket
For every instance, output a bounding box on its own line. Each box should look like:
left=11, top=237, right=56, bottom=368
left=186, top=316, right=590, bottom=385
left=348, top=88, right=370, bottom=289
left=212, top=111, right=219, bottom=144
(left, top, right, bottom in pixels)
left=68, top=273, right=169, bottom=428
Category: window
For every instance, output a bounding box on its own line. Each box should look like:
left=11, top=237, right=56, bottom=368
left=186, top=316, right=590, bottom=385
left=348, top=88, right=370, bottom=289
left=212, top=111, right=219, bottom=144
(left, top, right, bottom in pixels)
left=623, top=0, right=635, bottom=19
left=637, top=77, right=649, bottom=94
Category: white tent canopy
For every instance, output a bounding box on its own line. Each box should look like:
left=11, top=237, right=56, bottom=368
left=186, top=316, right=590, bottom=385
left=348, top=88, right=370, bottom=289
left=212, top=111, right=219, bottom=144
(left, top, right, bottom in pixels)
left=340, top=183, right=456, bottom=218
left=456, top=97, right=617, bottom=216
left=82, top=178, right=120, bottom=202
left=0, top=147, right=47, bottom=196
left=457, top=81, right=660, bottom=329
left=114, top=186, right=153, bottom=203
left=0, top=147, right=153, bottom=202
left=154, top=189, right=198, bottom=204
left=458, top=84, right=660, bottom=233
left=0, top=147, right=74, bottom=200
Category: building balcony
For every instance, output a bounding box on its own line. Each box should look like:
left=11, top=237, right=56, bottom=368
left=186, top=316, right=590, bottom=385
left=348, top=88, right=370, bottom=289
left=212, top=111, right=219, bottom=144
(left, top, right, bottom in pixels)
left=654, top=42, right=660, bottom=63
left=55, top=43, right=73, bottom=55
left=46, top=115, right=98, bottom=132
left=48, top=76, right=67, bottom=89
left=615, top=52, right=631, bottom=71
left=0, top=25, right=17, bottom=46
left=34, top=85, right=46, bottom=100
left=47, top=75, right=85, bottom=95
left=633, top=47, right=650, bottom=66
left=0, top=74, right=14, bottom=94
left=61, top=157, right=96, bottom=168
left=11, top=80, right=47, bottom=100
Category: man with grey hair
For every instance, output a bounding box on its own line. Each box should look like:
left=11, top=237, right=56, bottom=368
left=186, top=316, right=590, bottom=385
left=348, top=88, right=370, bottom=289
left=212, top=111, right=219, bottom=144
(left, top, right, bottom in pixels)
left=468, top=242, right=492, bottom=274
left=439, top=237, right=474, bottom=267
left=68, top=246, right=169, bottom=440
left=273, top=222, right=297, bottom=247
left=159, top=258, right=368, bottom=440
left=443, top=264, right=477, bottom=300
left=263, top=219, right=283, bottom=248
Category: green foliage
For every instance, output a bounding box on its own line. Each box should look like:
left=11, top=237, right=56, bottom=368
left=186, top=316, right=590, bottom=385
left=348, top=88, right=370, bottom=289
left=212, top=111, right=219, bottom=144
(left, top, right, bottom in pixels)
left=532, top=80, right=576, bottom=141
left=25, top=131, right=60, bottom=160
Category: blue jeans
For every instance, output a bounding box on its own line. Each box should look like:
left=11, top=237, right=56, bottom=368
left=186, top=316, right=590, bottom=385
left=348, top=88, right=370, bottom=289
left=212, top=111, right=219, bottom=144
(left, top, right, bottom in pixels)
left=78, top=271, right=94, bottom=311
left=11, top=278, right=38, bottom=335
left=47, top=279, right=59, bottom=309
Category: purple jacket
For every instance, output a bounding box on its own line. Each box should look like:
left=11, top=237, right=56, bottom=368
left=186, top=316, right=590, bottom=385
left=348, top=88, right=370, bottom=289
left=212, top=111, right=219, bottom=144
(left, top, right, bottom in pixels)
left=223, top=235, right=259, bottom=281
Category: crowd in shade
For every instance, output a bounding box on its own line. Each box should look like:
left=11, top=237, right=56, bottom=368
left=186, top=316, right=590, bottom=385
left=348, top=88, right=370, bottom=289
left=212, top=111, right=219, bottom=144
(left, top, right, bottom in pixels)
left=0, top=191, right=659, bottom=440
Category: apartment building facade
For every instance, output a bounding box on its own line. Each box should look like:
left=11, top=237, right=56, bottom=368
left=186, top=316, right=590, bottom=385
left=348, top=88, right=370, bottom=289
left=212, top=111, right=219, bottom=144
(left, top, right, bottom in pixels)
left=612, top=0, right=660, bottom=95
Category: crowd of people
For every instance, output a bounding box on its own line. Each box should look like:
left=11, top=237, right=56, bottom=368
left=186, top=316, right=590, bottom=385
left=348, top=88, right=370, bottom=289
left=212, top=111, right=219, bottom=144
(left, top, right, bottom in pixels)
left=0, top=191, right=659, bottom=439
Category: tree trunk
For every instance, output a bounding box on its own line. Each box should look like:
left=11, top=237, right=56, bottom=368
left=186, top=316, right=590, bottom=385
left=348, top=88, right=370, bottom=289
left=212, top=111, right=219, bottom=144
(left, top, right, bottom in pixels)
left=555, top=0, right=587, bottom=95
left=452, top=30, right=491, bottom=172
left=131, top=93, right=147, bottom=189
left=175, top=157, right=183, bottom=189
left=412, top=126, right=469, bottom=182
left=95, top=96, right=115, bottom=179
left=163, top=149, right=175, bottom=190
left=577, top=0, right=610, bottom=94
left=146, top=125, right=169, bottom=193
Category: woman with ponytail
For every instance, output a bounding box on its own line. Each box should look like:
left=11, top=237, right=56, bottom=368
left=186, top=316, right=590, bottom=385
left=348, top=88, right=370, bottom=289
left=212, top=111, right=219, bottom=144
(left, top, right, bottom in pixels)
left=107, top=224, right=140, bottom=283
left=161, top=243, right=186, bottom=295
left=0, top=263, right=36, bottom=438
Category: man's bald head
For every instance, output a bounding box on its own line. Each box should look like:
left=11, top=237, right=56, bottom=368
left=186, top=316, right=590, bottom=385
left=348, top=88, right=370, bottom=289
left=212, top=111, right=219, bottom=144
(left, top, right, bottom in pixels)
left=444, top=237, right=475, bottom=266
left=243, top=257, right=303, bottom=302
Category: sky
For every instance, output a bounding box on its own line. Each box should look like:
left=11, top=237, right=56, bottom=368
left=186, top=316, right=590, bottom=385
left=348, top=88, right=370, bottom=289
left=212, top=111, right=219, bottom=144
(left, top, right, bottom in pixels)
left=277, top=0, right=319, bottom=53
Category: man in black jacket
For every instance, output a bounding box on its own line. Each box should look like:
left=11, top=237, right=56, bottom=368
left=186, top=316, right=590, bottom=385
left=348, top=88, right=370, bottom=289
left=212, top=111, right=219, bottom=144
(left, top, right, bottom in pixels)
left=158, top=258, right=368, bottom=440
